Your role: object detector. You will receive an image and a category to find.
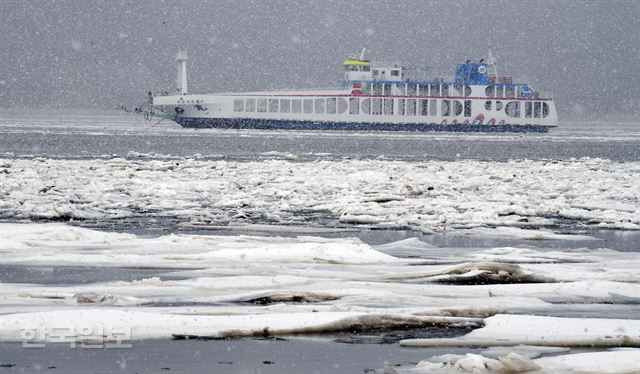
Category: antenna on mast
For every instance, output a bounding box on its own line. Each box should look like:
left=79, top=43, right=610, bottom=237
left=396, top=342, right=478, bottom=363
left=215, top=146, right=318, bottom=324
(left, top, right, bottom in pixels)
left=359, top=47, right=366, bottom=61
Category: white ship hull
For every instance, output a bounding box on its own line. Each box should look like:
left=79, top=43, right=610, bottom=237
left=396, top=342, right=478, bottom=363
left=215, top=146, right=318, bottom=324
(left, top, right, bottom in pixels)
left=153, top=87, right=558, bottom=133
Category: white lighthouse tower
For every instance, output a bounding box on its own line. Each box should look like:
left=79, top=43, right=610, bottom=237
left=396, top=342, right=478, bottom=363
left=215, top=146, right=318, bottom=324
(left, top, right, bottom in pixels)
left=176, top=50, right=188, bottom=95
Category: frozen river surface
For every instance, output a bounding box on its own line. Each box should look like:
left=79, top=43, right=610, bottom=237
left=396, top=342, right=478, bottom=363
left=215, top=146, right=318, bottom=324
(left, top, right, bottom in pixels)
left=0, top=111, right=638, bottom=373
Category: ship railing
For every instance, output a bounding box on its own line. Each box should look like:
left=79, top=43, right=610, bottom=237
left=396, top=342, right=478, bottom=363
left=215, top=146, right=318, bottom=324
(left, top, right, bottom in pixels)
left=275, top=86, right=342, bottom=92
left=488, top=76, right=513, bottom=84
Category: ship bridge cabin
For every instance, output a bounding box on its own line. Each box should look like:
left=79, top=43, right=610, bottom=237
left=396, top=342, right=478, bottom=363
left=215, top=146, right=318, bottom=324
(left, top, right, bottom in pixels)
left=342, top=59, right=541, bottom=101
left=343, top=59, right=404, bottom=82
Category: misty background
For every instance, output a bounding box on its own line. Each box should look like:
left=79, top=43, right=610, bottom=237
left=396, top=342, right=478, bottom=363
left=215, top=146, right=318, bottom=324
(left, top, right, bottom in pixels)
left=1, top=0, right=638, bottom=120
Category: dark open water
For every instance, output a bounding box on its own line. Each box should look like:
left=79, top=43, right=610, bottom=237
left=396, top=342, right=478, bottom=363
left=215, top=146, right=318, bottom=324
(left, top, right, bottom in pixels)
left=0, top=110, right=638, bottom=161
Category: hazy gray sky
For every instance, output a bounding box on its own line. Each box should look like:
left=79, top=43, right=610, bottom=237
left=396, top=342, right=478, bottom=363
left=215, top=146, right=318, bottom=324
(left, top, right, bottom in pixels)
left=1, top=0, right=638, bottom=119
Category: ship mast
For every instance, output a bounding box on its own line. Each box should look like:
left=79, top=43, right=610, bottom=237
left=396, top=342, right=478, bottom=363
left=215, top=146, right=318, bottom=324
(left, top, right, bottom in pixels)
left=358, top=47, right=366, bottom=61
left=176, top=50, right=188, bottom=95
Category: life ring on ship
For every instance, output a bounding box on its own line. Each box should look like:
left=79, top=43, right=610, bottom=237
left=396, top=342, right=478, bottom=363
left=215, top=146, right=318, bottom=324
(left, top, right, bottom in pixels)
left=478, top=66, right=487, bottom=74
left=174, top=107, right=185, bottom=114
left=441, top=119, right=448, bottom=125
left=498, top=120, right=506, bottom=126
left=451, top=119, right=458, bottom=125
left=486, top=118, right=496, bottom=125
left=462, top=120, right=470, bottom=125
left=472, top=114, right=484, bottom=125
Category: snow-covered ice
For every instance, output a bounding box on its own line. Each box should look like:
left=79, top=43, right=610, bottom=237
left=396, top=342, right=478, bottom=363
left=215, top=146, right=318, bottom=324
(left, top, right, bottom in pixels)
left=0, top=214, right=638, bottom=374
left=1, top=156, right=638, bottom=230
left=1, top=222, right=638, bottom=367
left=0, top=309, right=477, bottom=342
left=393, top=349, right=640, bottom=373
left=400, top=314, right=640, bottom=347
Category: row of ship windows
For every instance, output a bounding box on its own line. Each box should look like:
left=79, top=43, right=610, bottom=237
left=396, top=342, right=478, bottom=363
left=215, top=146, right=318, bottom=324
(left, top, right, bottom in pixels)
left=351, top=83, right=530, bottom=98
left=177, top=99, right=204, bottom=104
left=359, top=83, right=473, bottom=97
left=488, top=100, right=550, bottom=118
left=233, top=98, right=550, bottom=118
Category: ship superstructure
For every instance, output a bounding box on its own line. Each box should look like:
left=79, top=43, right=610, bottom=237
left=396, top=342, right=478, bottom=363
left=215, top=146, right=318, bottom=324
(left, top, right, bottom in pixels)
left=151, top=49, right=558, bottom=132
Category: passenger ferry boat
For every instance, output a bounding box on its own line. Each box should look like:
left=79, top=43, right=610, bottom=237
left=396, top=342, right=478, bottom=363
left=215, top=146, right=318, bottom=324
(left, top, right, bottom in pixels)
left=151, top=49, right=558, bottom=132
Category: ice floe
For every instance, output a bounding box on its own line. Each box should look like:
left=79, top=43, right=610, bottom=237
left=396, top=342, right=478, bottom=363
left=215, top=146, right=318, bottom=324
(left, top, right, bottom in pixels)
left=0, top=309, right=477, bottom=342
left=1, top=223, right=638, bottom=374
left=0, top=223, right=395, bottom=266
left=400, top=314, right=640, bottom=347
left=393, top=349, right=640, bottom=373
left=1, top=157, right=638, bottom=230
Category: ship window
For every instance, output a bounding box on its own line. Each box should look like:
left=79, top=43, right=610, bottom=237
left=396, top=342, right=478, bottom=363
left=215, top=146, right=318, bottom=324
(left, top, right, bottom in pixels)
left=495, top=101, right=503, bottom=111
left=485, top=101, right=492, bottom=110
left=407, top=84, right=417, bottom=96
left=453, top=85, right=463, bottom=96
left=314, top=98, right=325, bottom=114
left=442, top=84, right=449, bottom=96
left=233, top=99, right=244, bottom=112
left=441, top=100, right=451, bottom=116
left=464, top=85, right=472, bottom=97
left=542, top=102, right=549, bottom=117
left=485, top=86, right=495, bottom=98
left=373, top=70, right=379, bottom=77
left=361, top=98, right=371, bottom=114
left=257, top=99, right=267, bottom=112
left=496, top=86, right=505, bottom=98
left=269, top=99, right=278, bottom=113
left=349, top=98, right=359, bottom=115
left=407, top=99, right=416, bottom=115
left=419, top=99, right=429, bottom=116
left=505, top=101, right=520, bottom=118
left=303, top=99, right=313, bottom=113
left=453, top=100, right=463, bottom=116
left=245, top=98, right=256, bottom=112
left=398, top=99, right=405, bottom=115
left=525, top=102, right=532, bottom=118
left=326, top=98, right=337, bottom=114
left=391, top=69, right=400, bottom=77
left=291, top=99, right=302, bottom=113
left=337, top=98, right=348, bottom=114
left=361, top=82, right=371, bottom=95
left=464, top=100, right=471, bottom=117
left=280, top=99, right=290, bottom=113
left=383, top=83, right=392, bottom=95
left=394, top=83, right=406, bottom=95
left=505, top=86, right=515, bottom=98
left=363, top=65, right=371, bottom=72
left=430, top=99, right=437, bottom=115
left=344, top=65, right=358, bottom=72
left=418, top=84, right=429, bottom=96
left=533, top=102, right=542, bottom=118
left=373, top=83, right=383, bottom=95
left=372, top=98, right=383, bottom=115
left=384, top=99, right=394, bottom=115
left=430, top=84, right=440, bottom=97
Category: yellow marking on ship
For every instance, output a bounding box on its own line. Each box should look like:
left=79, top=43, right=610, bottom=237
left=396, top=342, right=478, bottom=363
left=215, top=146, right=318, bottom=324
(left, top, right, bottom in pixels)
left=343, top=59, right=372, bottom=66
